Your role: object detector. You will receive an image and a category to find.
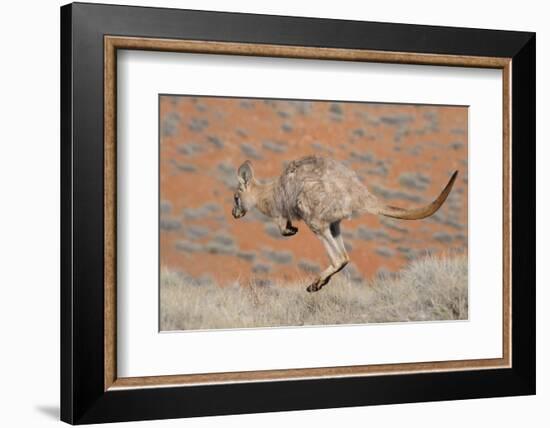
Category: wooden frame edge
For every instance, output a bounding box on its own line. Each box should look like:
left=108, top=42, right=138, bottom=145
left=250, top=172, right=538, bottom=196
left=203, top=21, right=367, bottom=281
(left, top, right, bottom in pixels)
left=103, top=35, right=512, bottom=391
left=502, top=61, right=512, bottom=369
left=110, top=357, right=508, bottom=390
left=104, top=36, right=117, bottom=390
left=106, top=35, right=511, bottom=67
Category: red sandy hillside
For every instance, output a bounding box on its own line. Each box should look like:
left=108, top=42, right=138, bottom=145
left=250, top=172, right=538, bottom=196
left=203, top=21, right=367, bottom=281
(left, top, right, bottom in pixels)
left=159, top=96, right=468, bottom=286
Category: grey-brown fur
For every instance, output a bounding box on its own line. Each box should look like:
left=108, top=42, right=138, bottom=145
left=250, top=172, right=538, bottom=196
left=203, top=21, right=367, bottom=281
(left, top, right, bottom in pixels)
left=232, top=155, right=458, bottom=292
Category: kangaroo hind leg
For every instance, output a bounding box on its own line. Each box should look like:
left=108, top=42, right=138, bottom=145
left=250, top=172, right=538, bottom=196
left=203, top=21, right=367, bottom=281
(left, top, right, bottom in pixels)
left=306, top=221, right=349, bottom=292
left=331, top=221, right=350, bottom=267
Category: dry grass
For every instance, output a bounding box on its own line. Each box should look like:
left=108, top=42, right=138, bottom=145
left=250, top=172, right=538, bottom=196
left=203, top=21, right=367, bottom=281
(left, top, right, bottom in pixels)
left=160, top=254, right=468, bottom=331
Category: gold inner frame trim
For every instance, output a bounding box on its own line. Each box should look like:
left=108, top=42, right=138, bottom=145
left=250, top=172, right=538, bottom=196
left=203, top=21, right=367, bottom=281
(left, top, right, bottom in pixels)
left=104, top=35, right=512, bottom=391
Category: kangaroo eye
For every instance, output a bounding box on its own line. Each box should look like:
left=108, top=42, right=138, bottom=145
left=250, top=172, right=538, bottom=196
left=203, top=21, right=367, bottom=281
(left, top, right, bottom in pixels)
left=234, top=195, right=240, bottom=203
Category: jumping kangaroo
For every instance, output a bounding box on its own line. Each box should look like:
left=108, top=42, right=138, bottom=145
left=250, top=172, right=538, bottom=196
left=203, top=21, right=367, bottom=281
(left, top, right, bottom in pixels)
left=232, top=155, right=458, bottom=292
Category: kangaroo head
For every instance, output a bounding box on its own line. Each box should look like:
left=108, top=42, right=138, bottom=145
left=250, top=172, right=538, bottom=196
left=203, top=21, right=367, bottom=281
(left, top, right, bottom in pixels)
left=232, top=160, right=257, bottom=219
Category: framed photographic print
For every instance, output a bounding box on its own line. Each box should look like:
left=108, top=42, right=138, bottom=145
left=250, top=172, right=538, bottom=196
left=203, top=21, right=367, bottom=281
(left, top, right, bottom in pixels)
left=60, top=2, right=535, bottom=424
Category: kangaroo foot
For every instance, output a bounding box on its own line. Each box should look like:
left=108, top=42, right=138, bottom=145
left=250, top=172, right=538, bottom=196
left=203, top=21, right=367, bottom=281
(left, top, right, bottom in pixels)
left=306, top=277, right=328, bottom=292
left=282, top=225, right=298, bottom=236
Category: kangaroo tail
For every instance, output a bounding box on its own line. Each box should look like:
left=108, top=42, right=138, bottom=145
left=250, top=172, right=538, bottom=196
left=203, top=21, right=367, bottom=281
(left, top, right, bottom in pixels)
left=376, top=171, right=458, bottom=220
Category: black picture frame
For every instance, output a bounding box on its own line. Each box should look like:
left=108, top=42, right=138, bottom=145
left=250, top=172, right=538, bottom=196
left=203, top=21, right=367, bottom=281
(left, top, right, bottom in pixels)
left=61, top=2, right=535, bottom=424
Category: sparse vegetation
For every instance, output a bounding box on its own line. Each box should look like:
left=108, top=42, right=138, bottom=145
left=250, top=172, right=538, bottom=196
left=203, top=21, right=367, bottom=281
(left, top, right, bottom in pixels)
left=188, top=117, right=208, bottom=132
left=262, top=248, right=293, bottom=264
left=160, top=254, right=468, bottom=331
left=184, top=225, right=210, bottom=240
left=375, top=246, right=395, bottom=258
left=161, top=112, right=180, bottom=137
left=298, top=259, right=321, bottom=274
left=171, top=161, right=197, bottom=173
left=206, top=135, right=224, bottom=149
left=177, top=142, right=204, bottom=156
left=329, top=103, right=343, bottom=116
left=262, top=140, right=288, bottom=153
left=281, top=122, right=293, bottom=133
left=160, top=200, right=172, bottom=214
left=398, top=172, right=431, bottom=191
left=175, top=240, right=202, bottom=253
left=371, top=183, right=423, bottom=203
left=240, top=143, right=262, bottom=160
left=159, top=217, right=181, bottom=231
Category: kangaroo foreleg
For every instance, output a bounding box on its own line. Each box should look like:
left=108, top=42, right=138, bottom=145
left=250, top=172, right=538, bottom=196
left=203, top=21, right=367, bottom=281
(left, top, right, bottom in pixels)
left=275, top=218, right=298, bottom=236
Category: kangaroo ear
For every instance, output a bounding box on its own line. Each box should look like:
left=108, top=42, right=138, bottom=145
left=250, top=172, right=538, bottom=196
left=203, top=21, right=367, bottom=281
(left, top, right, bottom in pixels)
left=237, top=160, right=254, bottom=185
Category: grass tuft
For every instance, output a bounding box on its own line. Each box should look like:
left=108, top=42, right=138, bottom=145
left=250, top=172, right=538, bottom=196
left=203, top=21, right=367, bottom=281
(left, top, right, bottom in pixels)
left=160, top=254, right=468, bottom=331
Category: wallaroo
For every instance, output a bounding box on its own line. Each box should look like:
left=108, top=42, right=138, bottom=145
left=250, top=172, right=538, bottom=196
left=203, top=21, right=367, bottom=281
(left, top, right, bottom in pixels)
left=232, top=155, right=458, bottom=292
